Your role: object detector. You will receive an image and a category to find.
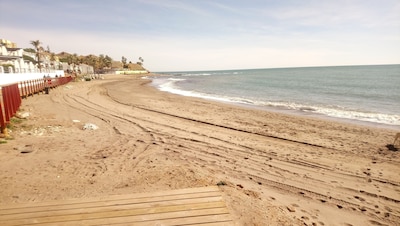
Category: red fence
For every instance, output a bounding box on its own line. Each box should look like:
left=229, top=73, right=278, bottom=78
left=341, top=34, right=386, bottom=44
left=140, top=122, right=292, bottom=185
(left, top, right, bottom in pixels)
left=0, top=76, right=73, bottom=134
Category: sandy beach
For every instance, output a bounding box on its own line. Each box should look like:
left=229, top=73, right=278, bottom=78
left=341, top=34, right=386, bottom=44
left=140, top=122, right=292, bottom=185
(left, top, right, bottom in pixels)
left=0, top=74, right=399, bottom=226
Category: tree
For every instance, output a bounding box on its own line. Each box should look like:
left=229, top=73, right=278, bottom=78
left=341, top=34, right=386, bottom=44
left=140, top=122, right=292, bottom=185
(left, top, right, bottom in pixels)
left=82, top=54, right=98, bottom=73
left=104, top=55, right=112, bottom=68
left=23, top=48, right=36, bottom=53
left=30, top=40, right=42, bottom=70
left=63, top=53, right=80, bottom=72
left=78, top=54, right=113, bottom=74
left=137, top=57, right=144, bottom=66
left=98, top=54, right=106, bottom=70
left=23, top=55, right=36, bottom=64
left=50, top=53, right=56, bottom=69
left=121, top=56, right=127, bottom=68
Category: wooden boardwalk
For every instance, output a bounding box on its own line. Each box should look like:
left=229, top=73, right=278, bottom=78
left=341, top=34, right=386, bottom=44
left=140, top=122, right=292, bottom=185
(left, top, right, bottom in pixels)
left=0, top=186, right=234, bottom=226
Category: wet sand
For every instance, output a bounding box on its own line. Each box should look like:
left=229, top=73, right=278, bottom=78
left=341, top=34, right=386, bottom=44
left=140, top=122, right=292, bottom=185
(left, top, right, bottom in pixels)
left=0, top=74, right=399, bottom=225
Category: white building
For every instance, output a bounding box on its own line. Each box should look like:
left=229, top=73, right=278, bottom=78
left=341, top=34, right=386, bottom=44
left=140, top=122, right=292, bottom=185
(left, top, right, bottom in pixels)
left=61, top=62, right=94, bottom=74
left=0, top=40, right=41, bottom=74
left=0, top=39, right=65, bottom=85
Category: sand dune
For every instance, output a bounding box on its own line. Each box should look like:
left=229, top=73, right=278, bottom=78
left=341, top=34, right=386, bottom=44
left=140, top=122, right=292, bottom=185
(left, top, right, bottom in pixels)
left=0, top=74, right=399, bottom=225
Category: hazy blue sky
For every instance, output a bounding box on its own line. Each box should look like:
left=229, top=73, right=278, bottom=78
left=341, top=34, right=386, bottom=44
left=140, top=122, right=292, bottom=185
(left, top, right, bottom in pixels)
left=1, top=0, right=399, bottom=71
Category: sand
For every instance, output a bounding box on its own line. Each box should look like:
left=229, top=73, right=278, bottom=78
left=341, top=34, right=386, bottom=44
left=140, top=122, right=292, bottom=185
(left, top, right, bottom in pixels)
left=0, top=74, right=399, bottom=226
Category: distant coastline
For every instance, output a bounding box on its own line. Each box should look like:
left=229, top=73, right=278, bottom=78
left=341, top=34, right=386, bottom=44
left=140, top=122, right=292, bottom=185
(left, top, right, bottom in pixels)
left=157, top=63, right=400, bottom=74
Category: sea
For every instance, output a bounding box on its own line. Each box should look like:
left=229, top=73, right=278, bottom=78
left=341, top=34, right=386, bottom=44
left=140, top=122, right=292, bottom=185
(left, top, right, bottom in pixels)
left=150, top=64, right=400, bottom=128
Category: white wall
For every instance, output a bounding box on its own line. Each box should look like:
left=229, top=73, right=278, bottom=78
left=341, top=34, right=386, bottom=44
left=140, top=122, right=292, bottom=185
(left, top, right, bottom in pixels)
left=0, top=70, right=65, bottom=86
left=115, top=70, right=149, bottom=75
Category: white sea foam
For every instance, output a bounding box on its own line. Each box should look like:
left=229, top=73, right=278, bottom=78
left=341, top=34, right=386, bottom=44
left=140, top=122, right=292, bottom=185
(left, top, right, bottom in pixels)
left=176, top=71, right=239, bottom=77
left=154, top=65, right=400, bottom=127
left=182, top=73, right=212, bottom=76
left=158, top=78, right=186, bottom=92
left=238, top=99, right=400, bottom=126
left=239, top=98, right=400, bottom=126
left=154, top=78, right=400, bottom=126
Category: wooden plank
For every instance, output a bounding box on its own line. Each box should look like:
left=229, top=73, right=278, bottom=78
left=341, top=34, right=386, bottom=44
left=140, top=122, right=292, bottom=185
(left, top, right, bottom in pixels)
left=31, top=208, right=231, bottom=226
left=2, top=201, right=227, bottom=225
left=0, top=196, right=223, bottom=221
left=0, top=186, right=234, bottom=226
left=3, top=202, right=227, bottom=226
left=0, top=191, right=223, bottom=217
left=115, top=214, right=233, bottom=226
left=187, top=222, right=234, bottom=226
left=0, top=186, right=220, bottom=210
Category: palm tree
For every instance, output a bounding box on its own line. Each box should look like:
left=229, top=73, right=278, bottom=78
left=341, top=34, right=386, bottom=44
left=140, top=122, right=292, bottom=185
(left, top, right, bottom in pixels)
left=86, top=54, right=97, bottom=74
left=137, top=57, right=144, bottom=66
left=121, top=56, right=127, bottom=68
left=30, top=40, right=42, bottom=71
left=50, top=53, right=56, bottom=70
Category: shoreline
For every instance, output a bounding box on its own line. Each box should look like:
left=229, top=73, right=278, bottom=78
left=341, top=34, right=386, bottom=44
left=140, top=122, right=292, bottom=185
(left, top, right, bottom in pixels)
left=148, top=74, right=400, bottom=131
left=0, top=74, right=399, bottom=225
left=235, top=102, right=400, bottom=131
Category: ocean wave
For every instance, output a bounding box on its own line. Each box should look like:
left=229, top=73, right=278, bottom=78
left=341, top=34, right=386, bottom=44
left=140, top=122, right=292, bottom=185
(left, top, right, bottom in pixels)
left=182, top=73, right=212, bottom=76
left=257, top=100, right=399, bottom=126
left=152, top=78, right=400, bottom=126
left=245, top=100, right=400, bottom=126
left=165, top=71, right=241, bottom=77
left=158, top=78, right=186, bottom=92
left=165, top=72, right=212, bottom=77
left=168, top=78, right=186, bottom=81
left=314, top=107, right=400, bottom=125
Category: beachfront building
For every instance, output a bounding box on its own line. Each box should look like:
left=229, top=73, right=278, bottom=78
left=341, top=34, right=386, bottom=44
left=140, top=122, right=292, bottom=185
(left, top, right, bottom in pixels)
left=0, top=39, right=69, bottom=73
left=60, top=62, right=94, bottom=75
left=0, top=39, right=41, bottom=74
left=0, top=39, right=65, bottom=85
left=0, top=39, right=29, bottom=73
left=0, top=39, right=68, bottom=75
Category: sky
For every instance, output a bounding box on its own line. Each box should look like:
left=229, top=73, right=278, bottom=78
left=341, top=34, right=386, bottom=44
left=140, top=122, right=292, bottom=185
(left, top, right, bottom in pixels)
left=1, top=0, right=399, bottom=71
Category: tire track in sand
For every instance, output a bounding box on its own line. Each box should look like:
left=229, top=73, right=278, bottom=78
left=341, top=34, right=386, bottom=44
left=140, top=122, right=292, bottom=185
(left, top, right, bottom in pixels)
left=60, top=81, right=400, bottom=225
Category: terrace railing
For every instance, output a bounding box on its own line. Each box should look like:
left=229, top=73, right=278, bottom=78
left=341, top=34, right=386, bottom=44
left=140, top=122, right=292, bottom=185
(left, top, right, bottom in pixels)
left=0, top=76, right=73, bottom=135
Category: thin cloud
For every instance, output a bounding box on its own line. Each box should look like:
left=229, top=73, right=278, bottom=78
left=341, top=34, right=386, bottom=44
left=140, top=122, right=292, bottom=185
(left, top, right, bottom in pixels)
left=1, top=0, right=399, bottom=71
left=138, top=0, right=211, bottom=17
